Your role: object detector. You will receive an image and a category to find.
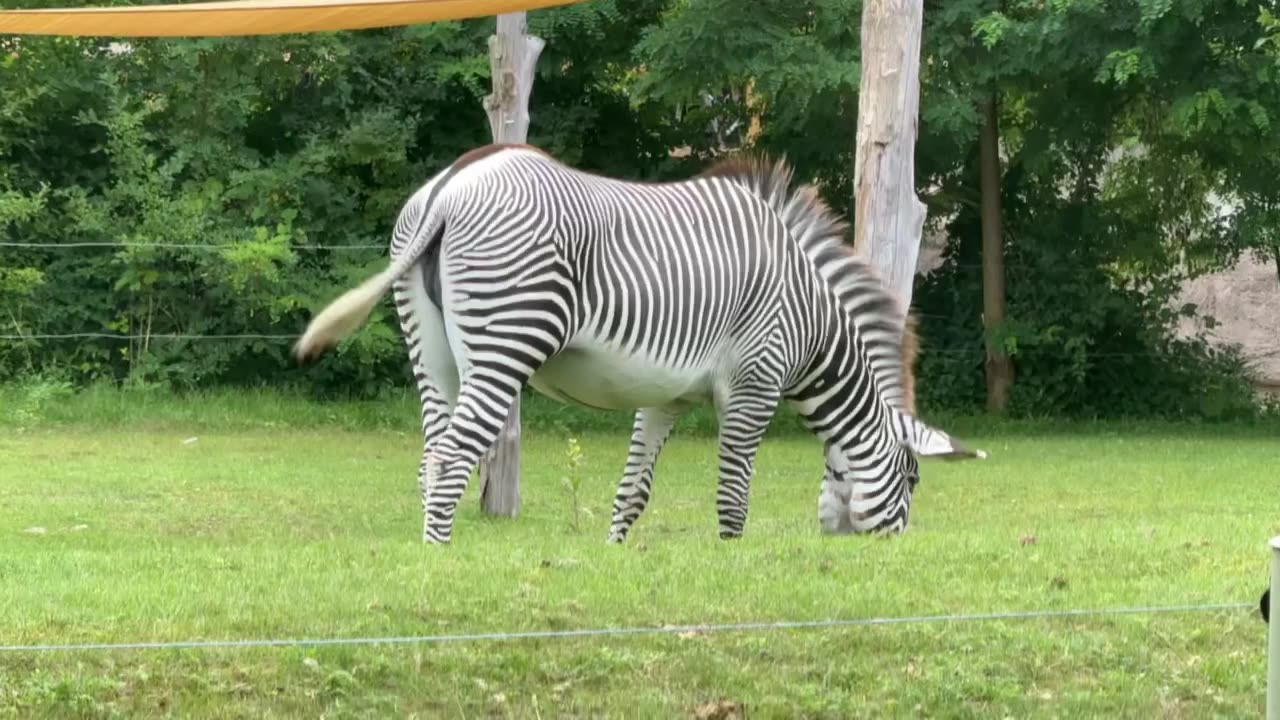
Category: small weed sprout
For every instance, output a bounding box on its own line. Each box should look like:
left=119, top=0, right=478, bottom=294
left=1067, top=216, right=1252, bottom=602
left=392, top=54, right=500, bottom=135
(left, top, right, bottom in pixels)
left=8, top=376, right=73, bottom=431
left=561, top=436, right=589, bottom=531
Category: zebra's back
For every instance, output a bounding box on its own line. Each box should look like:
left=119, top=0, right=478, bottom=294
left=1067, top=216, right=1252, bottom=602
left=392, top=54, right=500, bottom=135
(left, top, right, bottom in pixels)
left=442, top=149, right=811, bottom=411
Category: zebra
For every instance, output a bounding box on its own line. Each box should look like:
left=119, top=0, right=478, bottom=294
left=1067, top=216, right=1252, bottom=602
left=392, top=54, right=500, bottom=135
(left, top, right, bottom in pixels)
left=293, top=144, right=985, bottom=544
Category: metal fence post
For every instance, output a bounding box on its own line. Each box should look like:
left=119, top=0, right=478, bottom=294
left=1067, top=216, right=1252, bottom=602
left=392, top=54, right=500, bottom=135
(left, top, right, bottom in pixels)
left=1268, top=535, right=1279, bottom=720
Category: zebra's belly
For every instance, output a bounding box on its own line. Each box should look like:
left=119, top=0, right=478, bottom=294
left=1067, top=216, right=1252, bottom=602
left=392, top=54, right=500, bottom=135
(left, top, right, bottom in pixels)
left=529, top=341, right=714, bottom=411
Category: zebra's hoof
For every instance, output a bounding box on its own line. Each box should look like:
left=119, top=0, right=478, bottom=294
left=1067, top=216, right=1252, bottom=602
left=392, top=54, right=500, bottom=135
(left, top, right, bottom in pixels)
left=606, top=532, right=627, bottom=544
left=717, top=530, right=743, bottom=541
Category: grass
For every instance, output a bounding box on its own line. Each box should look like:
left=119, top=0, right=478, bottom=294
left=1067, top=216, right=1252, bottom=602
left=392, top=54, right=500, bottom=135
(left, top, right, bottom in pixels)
left=0, top=385, right=1275, bottom=718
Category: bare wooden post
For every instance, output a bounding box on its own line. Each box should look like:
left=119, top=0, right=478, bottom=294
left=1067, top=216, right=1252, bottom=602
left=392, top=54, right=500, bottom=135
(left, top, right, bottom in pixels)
left=477, top=11, right=544, bottom=517
left=852, top=0, right=928, bottom=310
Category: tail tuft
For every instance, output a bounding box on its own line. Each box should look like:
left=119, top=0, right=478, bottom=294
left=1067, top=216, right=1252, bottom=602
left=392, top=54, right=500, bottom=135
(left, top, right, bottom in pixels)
left=293, top=268, right=395, bottom=364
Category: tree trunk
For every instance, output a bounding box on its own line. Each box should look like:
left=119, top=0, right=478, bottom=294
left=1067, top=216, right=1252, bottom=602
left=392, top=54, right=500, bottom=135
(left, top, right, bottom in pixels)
left=979, top=95, right=1011, bottom=413
left=852, top=0, right=928, bottom=311
left=477, top=12, right=544, bottom=517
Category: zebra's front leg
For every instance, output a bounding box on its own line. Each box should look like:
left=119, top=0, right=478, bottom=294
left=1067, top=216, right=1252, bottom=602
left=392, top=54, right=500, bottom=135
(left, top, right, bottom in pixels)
left=608, top=406, right=680, bottom=544
left=816, top=460, right=855, bottom=534
left=715, top=384, right=781, bottom=540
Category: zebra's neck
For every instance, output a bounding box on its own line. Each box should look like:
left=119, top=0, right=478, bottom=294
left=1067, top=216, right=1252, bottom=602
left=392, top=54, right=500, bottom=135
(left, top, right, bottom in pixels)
left=698, top=156, right=914, bottom=415
left=786, top=303, right=896, bottom=449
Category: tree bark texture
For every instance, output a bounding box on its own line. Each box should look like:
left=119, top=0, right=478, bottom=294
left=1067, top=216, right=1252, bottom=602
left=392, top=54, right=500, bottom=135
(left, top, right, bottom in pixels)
left=852, top=0, right=928, bottom=312
left=477, top=11, right=544, bottom=517
left=979, top=95, right=1012, bottom=413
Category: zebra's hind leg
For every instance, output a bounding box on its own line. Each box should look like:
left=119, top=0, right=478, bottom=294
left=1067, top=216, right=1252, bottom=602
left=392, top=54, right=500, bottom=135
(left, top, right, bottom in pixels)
left=419, top=357, right=544, bottom=544
left=607, top=406, right=680, bottom=544
left=714, top=382, right=781, bottom=540
left=413, top=387, right=452, bottom=510
left=392, top=272, right=459, bottom=537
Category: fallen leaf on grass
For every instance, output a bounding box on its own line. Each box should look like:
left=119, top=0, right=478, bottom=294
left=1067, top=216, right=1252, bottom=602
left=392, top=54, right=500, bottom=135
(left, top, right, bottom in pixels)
left=539, top=558, right=581, bottom=569
left=693, top=699, right=744, bottom=720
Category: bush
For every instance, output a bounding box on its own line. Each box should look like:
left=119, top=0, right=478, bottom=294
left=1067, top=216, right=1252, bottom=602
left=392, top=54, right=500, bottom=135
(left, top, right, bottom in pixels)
left=0, top=4, right=680, bottom=397
left=914, top=174, right=1262, bottom=421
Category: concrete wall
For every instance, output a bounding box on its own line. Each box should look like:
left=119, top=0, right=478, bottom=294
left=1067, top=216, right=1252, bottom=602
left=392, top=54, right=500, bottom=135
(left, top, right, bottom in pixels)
left=1176, top=255, right=1280, bottom=390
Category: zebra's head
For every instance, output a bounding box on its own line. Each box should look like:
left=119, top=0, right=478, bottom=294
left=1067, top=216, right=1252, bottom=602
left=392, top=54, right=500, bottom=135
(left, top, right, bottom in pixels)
left=833, top=410, right=985, bottom=535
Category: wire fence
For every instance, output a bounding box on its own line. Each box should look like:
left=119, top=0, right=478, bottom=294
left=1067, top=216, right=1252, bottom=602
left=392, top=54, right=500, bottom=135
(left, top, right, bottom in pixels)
left=0, top=332, right=300, bottom=341
left=0, top=332, right=1268, bottom=362
left=2, top=239, right=1270, bottom=362
left=0, top=240, right=996, bottom=269
left=0, top=239, right=1239, bottom=280
left=0, top=601, right=1255, bottom=654
left=2, top=244, right=1273, bottom=700
left=0, top=241, right=386, bottom=250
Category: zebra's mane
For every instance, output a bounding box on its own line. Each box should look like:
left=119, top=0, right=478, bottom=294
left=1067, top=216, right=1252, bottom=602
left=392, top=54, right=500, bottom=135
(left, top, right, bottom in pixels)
left=699, top=154, right=918, bottom=413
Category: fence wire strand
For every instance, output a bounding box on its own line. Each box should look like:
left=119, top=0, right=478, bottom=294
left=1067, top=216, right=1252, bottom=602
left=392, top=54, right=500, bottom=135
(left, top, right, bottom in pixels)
left=0, top=332, right=1267, bottom=360
left=0, top=332, right=300, bottom=341
left=0, top=242, right=385, bottom=250
left=0, top=601, right=1253, bottom=654
left=2, top=241, right=1264, bottom=357
left=0, top=240, right=1005, bottom=268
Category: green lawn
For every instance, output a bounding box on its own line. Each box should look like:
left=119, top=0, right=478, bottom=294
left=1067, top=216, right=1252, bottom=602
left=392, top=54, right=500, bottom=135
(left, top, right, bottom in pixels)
left=0, top=390, right=1275, bottom=718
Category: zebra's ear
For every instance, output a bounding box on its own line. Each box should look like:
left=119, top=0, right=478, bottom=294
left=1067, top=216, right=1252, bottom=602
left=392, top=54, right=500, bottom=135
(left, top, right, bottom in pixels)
left=893, top=410, right=987, bottom=460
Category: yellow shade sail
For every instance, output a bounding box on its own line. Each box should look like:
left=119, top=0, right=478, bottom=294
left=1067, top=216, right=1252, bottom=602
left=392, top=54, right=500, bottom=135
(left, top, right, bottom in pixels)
left=0, top=0, right=585, bottom=37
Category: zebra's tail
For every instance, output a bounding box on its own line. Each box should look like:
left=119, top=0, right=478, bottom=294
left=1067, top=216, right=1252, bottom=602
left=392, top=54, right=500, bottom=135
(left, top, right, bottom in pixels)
left=293, top=266, right=399, bottom=363
left=294, top=209, right=446, bottom=364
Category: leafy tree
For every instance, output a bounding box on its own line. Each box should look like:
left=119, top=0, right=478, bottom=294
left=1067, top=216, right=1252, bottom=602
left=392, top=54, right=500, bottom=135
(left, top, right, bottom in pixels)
left=0, top=1, right=677, bottom=394
left=3, top=0, right=1278, bottom=419
left=634, top=0, right=1279, bottom=418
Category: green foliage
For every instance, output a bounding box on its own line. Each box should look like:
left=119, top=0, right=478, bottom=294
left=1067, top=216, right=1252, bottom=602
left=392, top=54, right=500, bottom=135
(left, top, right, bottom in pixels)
left=3, top=0, right=1279, bottom=420
left=915, top=162, right=1261, bottom=420
left=3, top=374, right=74, bottom=430
left=631, top=0, right=862, bottom=208
left=0, top=2, right=678, bottom=394
left=636, top=0, right=1280, bottom=419
left=559, top=435, right=589, bottom=532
